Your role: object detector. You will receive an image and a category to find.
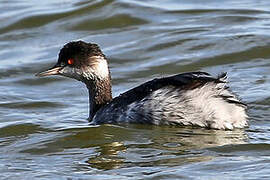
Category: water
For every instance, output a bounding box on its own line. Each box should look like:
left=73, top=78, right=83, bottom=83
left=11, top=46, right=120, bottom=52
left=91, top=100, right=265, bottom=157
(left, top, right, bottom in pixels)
left=1, top=0, right=270, bottom=179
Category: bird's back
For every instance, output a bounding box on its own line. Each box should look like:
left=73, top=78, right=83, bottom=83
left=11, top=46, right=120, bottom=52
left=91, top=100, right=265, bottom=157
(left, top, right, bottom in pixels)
left=92, top=72, right=248, bottom=130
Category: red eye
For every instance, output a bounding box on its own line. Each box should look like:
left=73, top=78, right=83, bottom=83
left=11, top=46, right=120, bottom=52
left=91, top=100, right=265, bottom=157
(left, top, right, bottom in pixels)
left=67, top=58, right=74, bottom=65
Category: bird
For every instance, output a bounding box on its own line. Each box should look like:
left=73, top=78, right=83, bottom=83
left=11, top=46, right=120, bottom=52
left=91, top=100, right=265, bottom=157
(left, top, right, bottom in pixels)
left=36, top=40, right=248, bottom=130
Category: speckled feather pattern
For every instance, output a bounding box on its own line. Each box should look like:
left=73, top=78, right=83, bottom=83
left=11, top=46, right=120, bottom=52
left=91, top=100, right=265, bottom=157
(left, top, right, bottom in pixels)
left=92, top=72, right=248, bottom=130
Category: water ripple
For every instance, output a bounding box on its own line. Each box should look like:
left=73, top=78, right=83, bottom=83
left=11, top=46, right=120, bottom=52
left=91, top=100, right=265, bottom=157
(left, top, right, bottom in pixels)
left=1, top=0, right=270, bottom=179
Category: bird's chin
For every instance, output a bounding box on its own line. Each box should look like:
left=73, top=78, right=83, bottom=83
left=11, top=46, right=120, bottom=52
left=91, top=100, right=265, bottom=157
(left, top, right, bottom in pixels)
left=58, top=66, right=84, bottom=82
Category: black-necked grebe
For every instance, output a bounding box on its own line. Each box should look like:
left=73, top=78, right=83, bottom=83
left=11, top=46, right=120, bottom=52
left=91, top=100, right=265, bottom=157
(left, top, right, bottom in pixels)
left=36, top=41, right=248, bottom=130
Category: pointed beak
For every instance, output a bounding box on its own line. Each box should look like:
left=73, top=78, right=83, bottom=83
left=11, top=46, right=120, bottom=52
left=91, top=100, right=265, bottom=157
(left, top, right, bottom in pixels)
left=35, top=66, right=63, bottom=77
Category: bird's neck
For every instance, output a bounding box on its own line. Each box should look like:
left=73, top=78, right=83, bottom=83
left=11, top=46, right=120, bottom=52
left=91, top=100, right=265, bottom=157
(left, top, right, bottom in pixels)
left=86, top=76, right=112, bottom=121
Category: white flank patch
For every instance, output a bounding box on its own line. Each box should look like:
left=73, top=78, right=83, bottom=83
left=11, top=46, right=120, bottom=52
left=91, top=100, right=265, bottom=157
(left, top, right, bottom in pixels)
left=125, top=83, right=248, bottom=129
left=181, top=83, right=248, bottom=129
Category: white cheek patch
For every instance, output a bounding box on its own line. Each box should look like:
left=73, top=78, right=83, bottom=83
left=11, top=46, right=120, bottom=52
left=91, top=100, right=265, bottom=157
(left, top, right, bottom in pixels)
left=92, top=58, right=109, bottom=79
left=83, top=56, right=109, bottom=80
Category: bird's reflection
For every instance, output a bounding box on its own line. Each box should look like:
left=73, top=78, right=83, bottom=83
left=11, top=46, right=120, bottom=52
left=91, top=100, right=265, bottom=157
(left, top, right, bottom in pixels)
left=82, top=124, right=248, bottom=170
left=16, top=124, right=248, bottom=170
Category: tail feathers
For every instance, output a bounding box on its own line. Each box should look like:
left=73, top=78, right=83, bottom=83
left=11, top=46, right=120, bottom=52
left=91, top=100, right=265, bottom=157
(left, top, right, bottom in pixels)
left=215, top=72, right=247, bottom=108
left=217, top=72, right=227, bottom=83
left=220, top=88, right=247, bottom=108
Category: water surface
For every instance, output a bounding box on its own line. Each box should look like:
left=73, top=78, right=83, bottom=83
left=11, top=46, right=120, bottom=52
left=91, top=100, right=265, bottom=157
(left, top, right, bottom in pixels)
left=1, top=0, right=270, bottom=179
